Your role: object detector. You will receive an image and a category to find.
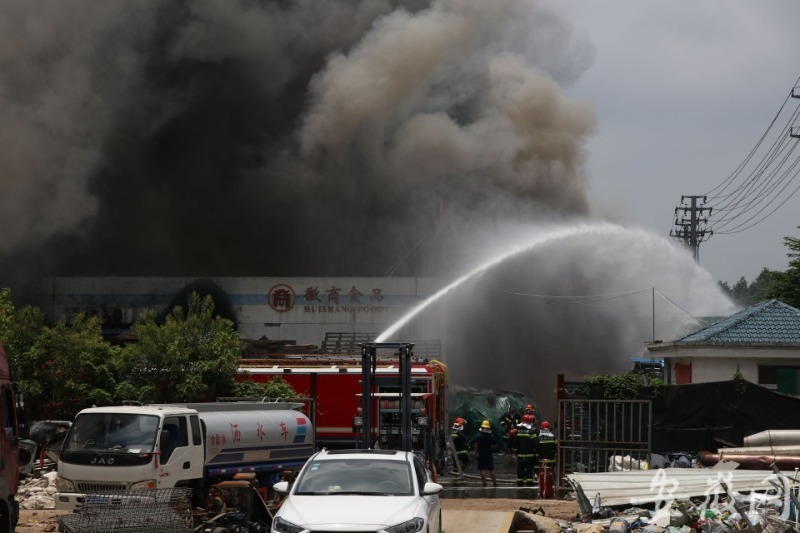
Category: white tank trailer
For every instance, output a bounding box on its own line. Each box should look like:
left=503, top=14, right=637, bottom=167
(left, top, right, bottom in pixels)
left=54, top=401, right=314, bottom=511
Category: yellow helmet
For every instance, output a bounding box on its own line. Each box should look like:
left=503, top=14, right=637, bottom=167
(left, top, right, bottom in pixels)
left=481, top=420, right=491, bottom=429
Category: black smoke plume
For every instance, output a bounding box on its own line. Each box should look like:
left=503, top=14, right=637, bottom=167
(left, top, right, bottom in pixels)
left=0, top=0, right=595, bottom=289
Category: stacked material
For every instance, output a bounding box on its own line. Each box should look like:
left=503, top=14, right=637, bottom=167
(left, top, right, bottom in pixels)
left=699, top=430, right=800, bottom=469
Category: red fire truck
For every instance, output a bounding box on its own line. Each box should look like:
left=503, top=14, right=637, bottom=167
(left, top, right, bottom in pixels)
left=237, top=341, right=448, bottom=466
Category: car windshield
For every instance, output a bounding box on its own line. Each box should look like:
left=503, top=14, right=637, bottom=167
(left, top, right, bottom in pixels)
left=294, top=458, right=413, bottom=496
left=63, top=413, right=159, bottom=453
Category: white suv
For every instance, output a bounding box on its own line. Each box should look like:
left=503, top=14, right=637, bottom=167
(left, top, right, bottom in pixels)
left=271, top=449, right=443, bottom=533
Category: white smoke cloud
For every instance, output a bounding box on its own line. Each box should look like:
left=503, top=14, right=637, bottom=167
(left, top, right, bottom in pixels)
left=384, top=220, right=735, bottom=418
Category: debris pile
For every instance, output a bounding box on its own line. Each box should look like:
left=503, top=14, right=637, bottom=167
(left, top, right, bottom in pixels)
left=18, top=471, right=58, bottom=510
left=563, top=462, right=800, bottom=532
left=511, top=492, right=800, bottom=533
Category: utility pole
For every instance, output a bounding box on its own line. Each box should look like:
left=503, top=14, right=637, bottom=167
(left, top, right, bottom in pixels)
left=791, top=86, right=800, bottom=138
left=670, top=195, right=712, bottom=262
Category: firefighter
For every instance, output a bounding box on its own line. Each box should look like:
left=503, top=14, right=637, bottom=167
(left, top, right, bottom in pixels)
left=537, top=420, right=557, bottom=498
left=523, top=403, right=540, bottom=478
left=499, top=405, right=521, bottom=453
left=471, top=420, right=498, bottom=487
left=451, top=417, right=469, bottom=470
left=514, top=414, right=538, bottom=486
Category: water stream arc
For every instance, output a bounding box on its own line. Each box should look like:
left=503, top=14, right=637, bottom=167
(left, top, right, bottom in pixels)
left=375, top=221, right=635, bottom=342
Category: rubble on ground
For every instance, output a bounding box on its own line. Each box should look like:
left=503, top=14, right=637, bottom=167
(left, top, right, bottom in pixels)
left=18, top=471, right=57, bottom=510
left=512, top=495, right=800, bottom=533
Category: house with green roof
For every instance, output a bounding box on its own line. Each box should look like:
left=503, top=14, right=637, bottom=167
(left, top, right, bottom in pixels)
left=645, top=299, right=800, bottom=394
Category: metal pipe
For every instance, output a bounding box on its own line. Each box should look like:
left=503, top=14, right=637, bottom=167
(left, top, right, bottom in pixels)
left=717, top=445, right=800, bottom=456
left=744, top=430, right=800, bottom=447
left=698, top=450, right=800, bottom=470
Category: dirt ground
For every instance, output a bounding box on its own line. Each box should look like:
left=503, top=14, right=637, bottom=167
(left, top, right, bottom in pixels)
left=441, top=497, right=581, bottom=522
left=16, top=499, right=581, bottom=531
left=17, top=509, right=64, bottom=532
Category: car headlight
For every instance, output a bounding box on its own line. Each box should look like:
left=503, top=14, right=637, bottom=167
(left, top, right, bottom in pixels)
left=272, top=516, right=304, bottom=533
left=57, top=477, right=76, bottom=493
left=129, top=479, right=157, bottom=490
left=385, top=517, right=425, bottom=533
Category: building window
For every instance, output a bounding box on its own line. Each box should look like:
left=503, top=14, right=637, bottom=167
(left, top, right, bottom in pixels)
left=758, top=365, right=800, bottom=394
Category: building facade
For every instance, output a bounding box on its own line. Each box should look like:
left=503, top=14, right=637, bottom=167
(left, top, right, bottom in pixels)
left=35, top=276, right=446, bottom=349
left=646, top=299, right=800, bottom=394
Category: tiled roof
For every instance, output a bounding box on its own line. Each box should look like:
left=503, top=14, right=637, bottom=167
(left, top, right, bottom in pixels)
left=679, top=299, right=800, bottom=344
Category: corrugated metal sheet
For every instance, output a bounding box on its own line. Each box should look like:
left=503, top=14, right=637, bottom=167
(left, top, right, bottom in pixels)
left=566, top=468, right=800, bottom=507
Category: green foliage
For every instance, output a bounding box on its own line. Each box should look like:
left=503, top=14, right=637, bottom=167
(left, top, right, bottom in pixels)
left=718, top=268, right=781, bottom=307
left=0, top=288, right=12, bottom=338
left=773, top=228, right=800, bottom=309
left=116, top=293, right=241, bottom=403
left=2, top=288, right=107, bottom=420
left=233, top=375, right=298, bottom=400
left=733, top=367, right=748, bottom=395
left=1, top=289, right=299, bottom=421
left=27, top=313, right=119, bottom=420
left=584, top=372, right=661, bottom=399
left=0, top=288, right=47, bottom=378
left=719, top=227, right=800, bottom=309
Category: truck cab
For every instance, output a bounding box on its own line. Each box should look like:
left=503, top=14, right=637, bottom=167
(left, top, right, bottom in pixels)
left=55, top=406, right=205, bottom=511
left=55, top=402, right=315, bottom=511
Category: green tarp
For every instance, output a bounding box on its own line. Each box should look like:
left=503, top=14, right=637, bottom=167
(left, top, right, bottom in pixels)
left=447, top=386, right=537, bottom=451
left=652, top=380, right=800, bottom=453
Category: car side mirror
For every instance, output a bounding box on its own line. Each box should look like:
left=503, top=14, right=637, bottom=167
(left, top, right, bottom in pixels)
left=272, top=481, right=290, bottom=494
left=423, top=482, right=443, bottom=495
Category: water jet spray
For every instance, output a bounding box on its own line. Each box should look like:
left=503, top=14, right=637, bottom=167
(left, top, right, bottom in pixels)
left=378, top=221, right=637, bottom=342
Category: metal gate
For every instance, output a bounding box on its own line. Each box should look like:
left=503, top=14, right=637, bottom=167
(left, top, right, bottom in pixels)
left=557, top=399, right=651, bottom=493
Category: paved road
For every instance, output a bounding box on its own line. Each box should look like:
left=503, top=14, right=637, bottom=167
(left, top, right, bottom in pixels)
left=442, top=509, right=513, bottom=533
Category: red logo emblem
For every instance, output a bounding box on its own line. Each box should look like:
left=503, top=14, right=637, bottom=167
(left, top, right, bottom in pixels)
left=268, top=284, right=296, bottom=313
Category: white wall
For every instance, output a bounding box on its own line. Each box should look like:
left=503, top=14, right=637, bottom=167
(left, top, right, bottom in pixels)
left=37, top=276, right=445, bottom=346
left=667, top=352, right=800, bottom=387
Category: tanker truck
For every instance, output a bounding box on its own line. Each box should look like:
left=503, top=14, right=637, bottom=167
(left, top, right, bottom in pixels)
left=54, top=401, right=314, bottom=511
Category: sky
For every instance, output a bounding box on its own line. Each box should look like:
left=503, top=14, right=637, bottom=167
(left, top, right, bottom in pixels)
left=541, top=0, right=800, bottom=285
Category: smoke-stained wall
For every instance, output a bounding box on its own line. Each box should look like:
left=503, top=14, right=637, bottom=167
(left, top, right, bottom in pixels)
left=38, top=276, right=444, bottom=344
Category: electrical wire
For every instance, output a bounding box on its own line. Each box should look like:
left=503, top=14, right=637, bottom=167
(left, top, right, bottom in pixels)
left=486, top=285, right=702, bottom=324
left=710, top=140, right=800, bottom=232
left=673, top=74, right=800, bottom=243
left=704, top=79, right=800, bottom=199
left=383, top=229, right=433, bottom=277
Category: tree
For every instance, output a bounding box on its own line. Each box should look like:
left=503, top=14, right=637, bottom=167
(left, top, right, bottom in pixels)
left=0, top=287, right=46, bottom=378
left=772, top=227, right=800, bottom=308
left=116, top=293, right=241, bottom=404
left=233, top=375, right=298, bottom=399
left=718, top=268, right=781, bottom=307
left=3, top=288, right=118, bottom=420
left=27, top=313, right=119, bottom=420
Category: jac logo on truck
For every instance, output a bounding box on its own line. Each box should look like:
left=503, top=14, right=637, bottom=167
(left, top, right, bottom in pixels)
left=90, top=457, right=114, bottom=465
left=268, top=284, right=296, bottom=312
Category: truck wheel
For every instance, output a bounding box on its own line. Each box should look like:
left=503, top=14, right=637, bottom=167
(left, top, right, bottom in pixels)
left=0, top=497, right=16, bottom=533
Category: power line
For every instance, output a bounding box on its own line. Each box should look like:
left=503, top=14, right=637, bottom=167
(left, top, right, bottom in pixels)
left=487, top=285, right=701, bottom=324
left=670, top=74, right=800, bottom=260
